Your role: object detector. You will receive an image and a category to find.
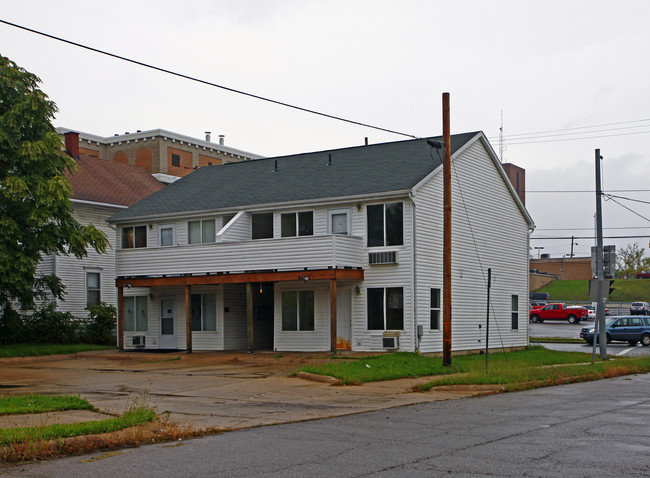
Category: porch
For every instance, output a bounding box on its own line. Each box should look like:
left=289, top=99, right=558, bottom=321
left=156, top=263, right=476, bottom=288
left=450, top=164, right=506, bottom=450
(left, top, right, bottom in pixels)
left=116, top=267, right=364, bottom=353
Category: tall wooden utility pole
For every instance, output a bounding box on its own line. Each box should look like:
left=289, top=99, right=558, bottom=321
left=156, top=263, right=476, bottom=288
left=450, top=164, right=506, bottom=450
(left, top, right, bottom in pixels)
left=442, top=92, right=452, bottom=366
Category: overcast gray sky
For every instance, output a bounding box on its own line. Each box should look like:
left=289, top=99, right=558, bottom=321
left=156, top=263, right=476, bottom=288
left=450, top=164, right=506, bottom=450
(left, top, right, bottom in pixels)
left=2, top=0, right=649, bottom=260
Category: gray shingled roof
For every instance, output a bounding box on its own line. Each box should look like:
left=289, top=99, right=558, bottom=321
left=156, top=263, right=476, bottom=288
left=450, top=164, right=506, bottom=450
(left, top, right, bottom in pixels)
left=109, top=132, right=480, bottom=222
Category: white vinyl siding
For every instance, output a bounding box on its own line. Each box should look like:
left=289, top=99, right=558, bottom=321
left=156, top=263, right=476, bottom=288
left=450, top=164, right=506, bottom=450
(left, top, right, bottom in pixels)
left=117, top=235, right=363, bottom=277
left=50, top=203, right=119, bottom=318
left=413, top=139, right=529, bottom=353
left=352, top=200, right=413, bottom=352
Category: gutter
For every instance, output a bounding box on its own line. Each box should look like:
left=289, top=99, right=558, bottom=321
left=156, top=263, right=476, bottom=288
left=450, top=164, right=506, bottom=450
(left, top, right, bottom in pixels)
left=409, top=191, right=419, bottom=352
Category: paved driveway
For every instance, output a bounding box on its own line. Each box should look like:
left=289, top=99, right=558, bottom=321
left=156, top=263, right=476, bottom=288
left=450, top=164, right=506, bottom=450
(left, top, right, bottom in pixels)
left=0, top=351, right=485, bottom=431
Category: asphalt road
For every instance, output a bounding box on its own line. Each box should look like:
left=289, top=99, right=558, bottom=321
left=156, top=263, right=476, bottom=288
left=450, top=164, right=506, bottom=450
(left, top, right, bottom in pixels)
left=530, top=320, right=650, bottom=357
left=6, top=374, right=650, bottom=477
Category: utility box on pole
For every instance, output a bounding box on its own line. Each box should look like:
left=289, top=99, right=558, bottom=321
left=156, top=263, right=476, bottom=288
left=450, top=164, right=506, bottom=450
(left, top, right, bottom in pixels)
left=591, top=245, right=616, bottom=279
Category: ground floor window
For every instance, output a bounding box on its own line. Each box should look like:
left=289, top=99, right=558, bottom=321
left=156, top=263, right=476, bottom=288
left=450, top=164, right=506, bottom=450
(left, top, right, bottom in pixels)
left=430, top=288, right=441, bottom=330
left=191, top=294, right=217, bottom=331
left=368, top=287, right=403, bottom=330
left=511, top=295, right=519, bottom=329
left=124, top=296, right=148, bottom=332
left=282, top=290, right=314, bottom=331
left=86, top=272, right=101, bottom=307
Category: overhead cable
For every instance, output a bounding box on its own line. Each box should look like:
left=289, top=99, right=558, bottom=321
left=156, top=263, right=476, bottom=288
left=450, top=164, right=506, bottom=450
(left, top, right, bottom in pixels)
left=0, top=18, right=417, bottom=139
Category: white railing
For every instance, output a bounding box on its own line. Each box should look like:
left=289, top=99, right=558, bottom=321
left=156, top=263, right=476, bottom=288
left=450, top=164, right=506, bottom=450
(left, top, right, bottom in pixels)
left=117, top=234, right=363, bottom=277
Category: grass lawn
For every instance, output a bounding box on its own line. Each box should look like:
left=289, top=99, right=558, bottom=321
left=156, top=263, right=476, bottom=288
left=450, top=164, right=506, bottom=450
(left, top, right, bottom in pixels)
left=0, top=407, right=155, bottom=446
left=533, top=278, right=650, bottom=302
left=0, top=344, right=114, bottom=358
left=0, top=395, right=96, bottom=415
left=298, top=347, right=650, bottom=389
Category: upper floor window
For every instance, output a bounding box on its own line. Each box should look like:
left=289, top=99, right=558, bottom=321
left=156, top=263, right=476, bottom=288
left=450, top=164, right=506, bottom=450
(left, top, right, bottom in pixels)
left=328, top=209, right=349, bottom=235
left=86, top=271, right=101, bottom=307
left=252, top=212, right=273, bottom=239
left=367, top=287, right=403, bottom=330
left=430, top=288, right=441, bottom=330
left=171, top=153, right=180, bottom=167
left=191, top=293, right=217, bottom=331
left=159, top=224, right=175, bottom=246
left=124, top=296, right=148, bottom=332
left=121, top=226, right=147, bottom=249
left=282, top=290, right=315, bottom=331
left=188, top=219, right=216, bottom=244
left=367, top=202, right=403, bottom=247
left=281, top=211, right=313, bottom=237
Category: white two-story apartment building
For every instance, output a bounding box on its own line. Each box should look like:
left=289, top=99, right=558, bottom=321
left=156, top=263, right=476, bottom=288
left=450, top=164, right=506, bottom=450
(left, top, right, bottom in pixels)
left=108, top=131, right=534, bottom=354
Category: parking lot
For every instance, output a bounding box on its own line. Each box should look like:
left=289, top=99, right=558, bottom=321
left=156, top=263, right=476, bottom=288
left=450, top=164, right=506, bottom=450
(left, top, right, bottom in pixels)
left=530, top=320, right=650, bottom=357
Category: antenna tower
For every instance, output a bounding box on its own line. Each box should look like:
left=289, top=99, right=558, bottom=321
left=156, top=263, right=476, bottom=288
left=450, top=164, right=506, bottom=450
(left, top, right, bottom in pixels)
left=499, top=110, right=505, bottom=163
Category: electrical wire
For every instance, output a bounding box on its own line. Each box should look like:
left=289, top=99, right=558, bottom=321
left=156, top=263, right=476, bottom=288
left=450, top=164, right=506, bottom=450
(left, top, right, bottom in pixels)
left=604, top=194, right=650, bottom=205
left=503, top=129, right=650, bottom=145
left=0, top=18, right=417, bottom=139
left=603, top=196, right=650, bottom=223
left=488, top=118, right=650, bottom=140
left=528, top=189, right=650, bottom=193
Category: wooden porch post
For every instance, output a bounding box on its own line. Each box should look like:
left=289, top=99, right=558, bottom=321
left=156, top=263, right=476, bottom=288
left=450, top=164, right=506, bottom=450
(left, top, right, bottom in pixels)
left=246, top=282, right=254, bottom=353
left=185, top=285, right=192, bottom=354
left=117, top=286, right=124, bottom=351
left=330, top=279, right=337, bottom=354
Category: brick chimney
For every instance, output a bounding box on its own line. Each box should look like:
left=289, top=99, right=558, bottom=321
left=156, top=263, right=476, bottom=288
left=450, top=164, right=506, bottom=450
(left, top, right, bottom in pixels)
left=64, top=131, right=80, bottom=158
left=502, top=163, right=525, bottom=206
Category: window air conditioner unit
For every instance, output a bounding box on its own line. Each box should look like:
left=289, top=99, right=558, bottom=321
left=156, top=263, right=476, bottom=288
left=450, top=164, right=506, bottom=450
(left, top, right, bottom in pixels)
left=132, top=335, right=146, bottom=347
left=382, top=336, right=399, bottom=349
left=369, top=251, right=397, bottom=265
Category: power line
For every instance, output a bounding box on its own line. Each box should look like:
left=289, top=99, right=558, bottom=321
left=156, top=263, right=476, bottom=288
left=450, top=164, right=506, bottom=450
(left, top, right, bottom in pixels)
left=503, top=129, right=650, bottom=145
left=531, top=235, right=650, bottom=240
left=604, top=194, right=650, bottom=205
left=488, top=118, right=650, bottom=140
left=0, top=18, right=417, bottom=139
left=535, top=226, right=650, bottom=231
left=528, top=189, right=650, bottom=193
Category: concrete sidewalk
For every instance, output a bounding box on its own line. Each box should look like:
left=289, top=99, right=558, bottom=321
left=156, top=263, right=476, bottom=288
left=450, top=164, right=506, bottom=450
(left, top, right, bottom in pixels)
left=0, top=351, right=493, bottom=431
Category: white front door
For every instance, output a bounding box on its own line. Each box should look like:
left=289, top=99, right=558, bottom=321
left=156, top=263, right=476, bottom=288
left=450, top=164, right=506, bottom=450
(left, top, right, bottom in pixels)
left=159, top=297, right=177, bottom=349
left=336, top=289, right=352, bottom=350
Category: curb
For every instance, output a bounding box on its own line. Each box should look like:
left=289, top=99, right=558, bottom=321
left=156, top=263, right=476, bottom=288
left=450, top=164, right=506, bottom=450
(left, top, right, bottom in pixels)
left=296, top=371, right=342, bottom=385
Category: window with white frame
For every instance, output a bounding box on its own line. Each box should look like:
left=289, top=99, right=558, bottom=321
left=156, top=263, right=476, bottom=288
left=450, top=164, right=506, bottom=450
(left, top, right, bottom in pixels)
left=251, top=212, right=273, bottom=239
left=86, top=272, right=101, bottom=307
left=367, top=287, right=403, bottom=330
left=281, top=211, right=313, bottom=237
left=281, top=290, right=315, bottom=331
left=367, top=202, right=403, bottom=247
left=124, top=296, right=148, bottom=332
left=430, top=288, right=441, bottom=330
left=159, top=224, right=175, bottom=246
left=121, top=225, right=147, bottom=248
left=191, top=293, right=217, bottom=331
left=511, top=295, right=519, bottom=330
left=188, top=219, right=216, bottom=244
left=328, top=209, right=349, bottom=235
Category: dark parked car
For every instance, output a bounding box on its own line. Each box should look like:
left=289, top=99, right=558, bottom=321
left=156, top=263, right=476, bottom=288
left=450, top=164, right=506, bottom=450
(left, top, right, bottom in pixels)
left=580, top=316, right=650, bottom=346
left=629, top=302, right=650, bottom=315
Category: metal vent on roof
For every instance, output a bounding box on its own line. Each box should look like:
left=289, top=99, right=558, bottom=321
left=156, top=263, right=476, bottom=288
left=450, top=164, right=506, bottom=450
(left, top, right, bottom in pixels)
left=369, top=251, right=397, bottom=265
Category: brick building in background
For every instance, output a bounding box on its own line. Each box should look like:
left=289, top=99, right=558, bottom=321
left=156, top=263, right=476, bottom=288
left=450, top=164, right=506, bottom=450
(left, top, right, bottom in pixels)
left=57, top=128, right=262, bottom=182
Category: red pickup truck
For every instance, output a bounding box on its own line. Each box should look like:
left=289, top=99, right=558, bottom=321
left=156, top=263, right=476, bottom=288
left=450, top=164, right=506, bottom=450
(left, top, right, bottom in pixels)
left=529, top=303, right=589, bottom=324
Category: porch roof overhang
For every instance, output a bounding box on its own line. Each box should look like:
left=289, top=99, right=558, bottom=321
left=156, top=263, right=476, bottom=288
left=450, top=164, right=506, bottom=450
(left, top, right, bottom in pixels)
left=116, top=267, right=364, bottom=288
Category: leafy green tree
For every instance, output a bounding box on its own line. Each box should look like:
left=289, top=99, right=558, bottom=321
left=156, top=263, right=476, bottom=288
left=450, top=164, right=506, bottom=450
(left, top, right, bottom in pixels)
left=0, top=55, right=108, bottom=326
left=616, top=242, right=650, bottom=278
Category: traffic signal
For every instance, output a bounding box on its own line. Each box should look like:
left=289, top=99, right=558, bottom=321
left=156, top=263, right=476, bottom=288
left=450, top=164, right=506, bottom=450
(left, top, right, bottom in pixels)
left=608, top=279, right=615, bottom=298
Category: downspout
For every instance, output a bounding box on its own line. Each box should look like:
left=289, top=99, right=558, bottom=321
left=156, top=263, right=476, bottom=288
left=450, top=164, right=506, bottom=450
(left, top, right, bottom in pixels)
left=409, top=192, right=419, bottom=352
